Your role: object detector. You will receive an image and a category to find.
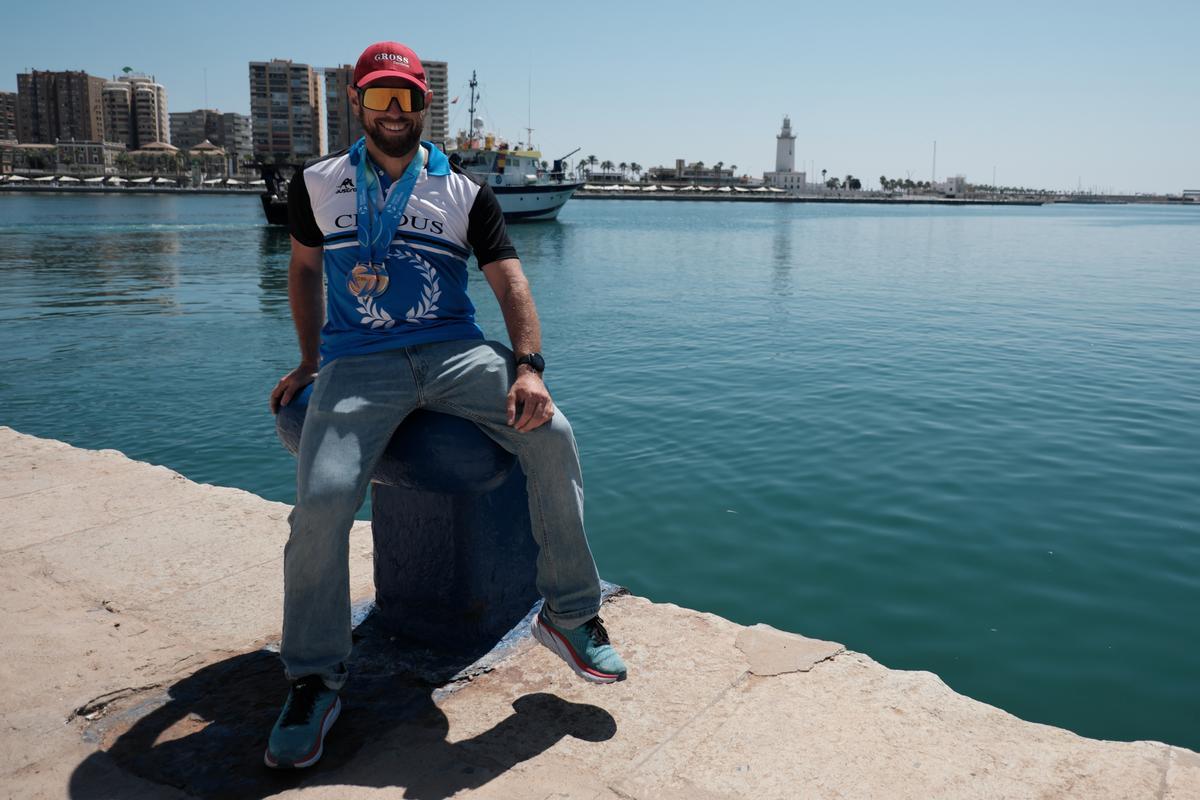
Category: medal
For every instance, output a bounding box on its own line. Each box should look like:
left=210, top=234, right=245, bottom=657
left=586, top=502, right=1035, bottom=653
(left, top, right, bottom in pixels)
left=349, top=138, right=426, bottom=302
left=348, top=261, right=389, bottom=298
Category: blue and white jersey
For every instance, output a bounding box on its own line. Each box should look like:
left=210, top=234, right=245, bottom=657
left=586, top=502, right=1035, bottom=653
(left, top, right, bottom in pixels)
left=288, top=141, right=517, bottom=365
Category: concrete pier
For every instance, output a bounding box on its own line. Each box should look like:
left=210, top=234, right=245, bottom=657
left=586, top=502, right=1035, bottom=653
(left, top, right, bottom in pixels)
left=1, top=425, right=1197, bottom=799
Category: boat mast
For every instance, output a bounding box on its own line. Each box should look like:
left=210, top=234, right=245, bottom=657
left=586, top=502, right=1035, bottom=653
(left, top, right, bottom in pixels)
left=467, top=71, right=478, bottom=147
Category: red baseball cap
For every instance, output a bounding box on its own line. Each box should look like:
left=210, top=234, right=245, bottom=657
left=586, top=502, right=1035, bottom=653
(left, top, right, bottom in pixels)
left=353, top=42, right=429, bottom=92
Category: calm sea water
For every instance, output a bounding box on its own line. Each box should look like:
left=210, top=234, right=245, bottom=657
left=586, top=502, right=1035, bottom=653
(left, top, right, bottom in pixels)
left=2, top=193, right=1198, bottom=750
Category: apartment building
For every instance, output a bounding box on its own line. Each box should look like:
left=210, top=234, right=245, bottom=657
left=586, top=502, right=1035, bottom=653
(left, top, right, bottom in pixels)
left=0, top=92, right=17, bottom=141
left=249, top=59, right=321, bottom=163
left=102, top=73, right=169, bottom=148
left=15, top=70, right=105, bottom=144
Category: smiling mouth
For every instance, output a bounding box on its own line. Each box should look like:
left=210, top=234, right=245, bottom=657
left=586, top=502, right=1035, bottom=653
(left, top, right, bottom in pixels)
left=377, top=120, right=409, bottom=134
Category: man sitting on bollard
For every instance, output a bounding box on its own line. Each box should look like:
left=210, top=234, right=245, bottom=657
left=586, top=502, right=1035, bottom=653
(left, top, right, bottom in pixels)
left=264, top=40, right=626, bottom=770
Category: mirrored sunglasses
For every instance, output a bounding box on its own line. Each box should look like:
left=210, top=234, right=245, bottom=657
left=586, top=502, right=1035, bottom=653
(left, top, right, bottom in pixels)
left=358, top=86, right=426, bottom=113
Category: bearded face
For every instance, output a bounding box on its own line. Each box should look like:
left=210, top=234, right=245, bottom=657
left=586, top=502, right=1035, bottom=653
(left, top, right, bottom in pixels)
left=358, top=104, right=424, bottom=158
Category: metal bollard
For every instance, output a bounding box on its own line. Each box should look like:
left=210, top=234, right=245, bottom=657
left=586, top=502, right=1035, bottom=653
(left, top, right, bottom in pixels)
left=276, top=384, right=541, bottom=653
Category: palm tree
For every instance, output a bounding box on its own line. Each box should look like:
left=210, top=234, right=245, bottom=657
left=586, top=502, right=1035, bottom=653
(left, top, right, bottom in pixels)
left=587, top=154, right=598, bottom=172
left=821, top=169, right=827, bottom=184
left=600, top=159, right=614, bottom=174
left=618, top=161, right=628, bottom=179
left=630, top=162, right=642, bottom=181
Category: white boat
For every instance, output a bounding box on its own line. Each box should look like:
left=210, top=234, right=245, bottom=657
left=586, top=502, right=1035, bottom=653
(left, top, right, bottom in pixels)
left=446, top=72, right=581, bottom=222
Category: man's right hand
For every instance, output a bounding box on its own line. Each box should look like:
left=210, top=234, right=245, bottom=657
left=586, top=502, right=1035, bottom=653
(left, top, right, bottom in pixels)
left=269, top=363, right=319, bottom=414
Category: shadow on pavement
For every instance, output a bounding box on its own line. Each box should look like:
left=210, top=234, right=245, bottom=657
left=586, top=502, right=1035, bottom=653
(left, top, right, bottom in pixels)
left=68, top=613, right=617, bottom=799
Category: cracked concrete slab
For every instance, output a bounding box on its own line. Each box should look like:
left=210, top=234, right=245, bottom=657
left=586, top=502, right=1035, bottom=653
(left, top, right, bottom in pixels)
left=734, top=622, right=844, bottom=675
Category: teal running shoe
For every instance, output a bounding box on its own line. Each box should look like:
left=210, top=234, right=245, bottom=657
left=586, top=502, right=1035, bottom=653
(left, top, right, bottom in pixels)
left=531, top=612, right=627, bottom=684
left=264, top=676, right=341, bottom=769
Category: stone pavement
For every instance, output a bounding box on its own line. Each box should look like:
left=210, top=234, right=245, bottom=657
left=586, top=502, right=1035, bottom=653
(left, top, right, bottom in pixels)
left=1, top=426, right=1197, bottom=799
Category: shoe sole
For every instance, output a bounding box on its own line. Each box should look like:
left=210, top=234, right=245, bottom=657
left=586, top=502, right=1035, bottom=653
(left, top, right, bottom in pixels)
left=263, top=695, right=341, bottom=769
left=531, top=615, right=625, bottom=684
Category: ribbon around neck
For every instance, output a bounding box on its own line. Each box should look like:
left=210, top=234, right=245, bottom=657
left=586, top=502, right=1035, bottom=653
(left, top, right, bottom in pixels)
left=349, top=137, right=426, bottom=267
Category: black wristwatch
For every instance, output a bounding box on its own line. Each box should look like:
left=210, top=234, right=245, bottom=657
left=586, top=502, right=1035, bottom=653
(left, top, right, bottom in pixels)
left=516, top=352, right=545, bottom=374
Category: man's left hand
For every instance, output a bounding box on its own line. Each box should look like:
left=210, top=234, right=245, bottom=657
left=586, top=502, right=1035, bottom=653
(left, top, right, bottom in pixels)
left=507, top=370, right=554, bottom=432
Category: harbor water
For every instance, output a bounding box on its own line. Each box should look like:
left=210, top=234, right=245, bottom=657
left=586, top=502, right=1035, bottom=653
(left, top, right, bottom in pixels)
left=1, top=193, right=1197, bottom=750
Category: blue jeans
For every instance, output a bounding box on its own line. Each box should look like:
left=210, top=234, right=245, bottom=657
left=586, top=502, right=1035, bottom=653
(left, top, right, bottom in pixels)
left=280, top=339, right=601, bottom=688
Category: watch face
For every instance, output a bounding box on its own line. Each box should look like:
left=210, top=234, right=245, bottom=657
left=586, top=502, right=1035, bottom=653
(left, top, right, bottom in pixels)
left=522, top=353, right=545, bottom=372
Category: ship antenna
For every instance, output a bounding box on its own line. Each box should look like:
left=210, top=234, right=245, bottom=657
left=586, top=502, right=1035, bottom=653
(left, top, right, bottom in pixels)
left=525, top=69, right=534, bottom=150
left=467, top=71, right=478, bottom=146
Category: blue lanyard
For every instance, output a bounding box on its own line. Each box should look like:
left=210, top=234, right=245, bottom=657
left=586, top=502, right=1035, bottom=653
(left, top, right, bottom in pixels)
left=348, top=137, right=426, bottom=266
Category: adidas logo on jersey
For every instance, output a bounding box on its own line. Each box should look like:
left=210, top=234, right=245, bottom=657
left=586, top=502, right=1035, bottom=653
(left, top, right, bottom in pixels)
left=335, top=178, right=355, bottom=194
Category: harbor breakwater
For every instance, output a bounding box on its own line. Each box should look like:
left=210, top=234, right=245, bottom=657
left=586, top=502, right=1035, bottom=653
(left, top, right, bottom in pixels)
left=573, top=190, right=1046, bottom=205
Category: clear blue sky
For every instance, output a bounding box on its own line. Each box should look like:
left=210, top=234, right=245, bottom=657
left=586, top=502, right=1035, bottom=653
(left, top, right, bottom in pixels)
left=4, top=0, right=1197, bottom=193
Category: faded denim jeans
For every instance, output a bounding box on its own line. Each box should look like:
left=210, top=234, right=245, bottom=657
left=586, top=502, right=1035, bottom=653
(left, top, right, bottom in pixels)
left=280, top=339, right=601, bottom=688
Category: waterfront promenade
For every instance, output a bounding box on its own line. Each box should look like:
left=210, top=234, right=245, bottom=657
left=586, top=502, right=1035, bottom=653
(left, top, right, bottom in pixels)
left=2, top=425, right=1197, bottom=799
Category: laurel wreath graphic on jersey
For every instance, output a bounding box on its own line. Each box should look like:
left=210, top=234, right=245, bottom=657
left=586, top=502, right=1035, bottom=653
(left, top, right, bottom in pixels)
left=357, top=295, right=395, bottom=329
left=403, top=250, right=441, bottom=323
left=354, top=249, right=440, bottom=329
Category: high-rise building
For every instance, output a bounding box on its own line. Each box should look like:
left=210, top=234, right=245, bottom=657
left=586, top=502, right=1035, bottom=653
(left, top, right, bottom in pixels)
left=249, top=59, right=321, bottom=163
left=170, top=109, right=251, bottom=157
left=0, top=92, right=17, bottom=141
left=324, top=60, right=449, bottom=153
left=132, top=76, right=169, bottom=146
left=422, top=60, right=449, bottom=148
left=101, top=82, right=131, bottom=145
left=103, top=74, right=169, bottom=148
left=323, top=65, right=362, bottom=153
left=15, top=70, right=105, bottom=144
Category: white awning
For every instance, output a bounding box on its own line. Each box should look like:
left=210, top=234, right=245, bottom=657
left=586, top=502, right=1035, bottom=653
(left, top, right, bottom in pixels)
left=34, top=175, right=58, bottom=182
left=767, top=187, right=785, bottom=192
left=717, top=186, right=732, bottom=192
left=658, top=185, right=676, bottom=192
left=59, top=175, right=81, bottom=182
left=698, top=186, right=713, bottom=192
left=84, top=176, right=106, bottom=183
left=202, top=178, right=223, bottom=185
left=583, top=184, right=602, bottom=190
left=679, top=186, right=698, bottom=192
left=734, top=187, right=749, bottom=192
left=249, top=179, right=266, bottom=186
left=641, top=185, right=658, bottom=192
left=225, top=178, right=243, bottom=185
left=752, top=187, right=770, bottom=192
left=7, top=174, right=29, bottom=182
left=108, top=176, right=128, bottom=183
left=131, top=177, right=154, bottom=183
left=154, top=177, right=174, bottom=184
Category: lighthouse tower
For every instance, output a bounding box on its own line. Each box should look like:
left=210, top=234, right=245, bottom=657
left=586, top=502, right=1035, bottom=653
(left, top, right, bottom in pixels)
left=775, top=115, right=796, bottom=172
left=764, top=115, right=806, bottom=192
